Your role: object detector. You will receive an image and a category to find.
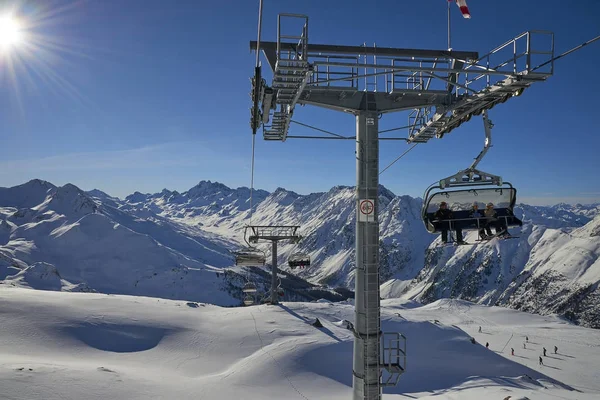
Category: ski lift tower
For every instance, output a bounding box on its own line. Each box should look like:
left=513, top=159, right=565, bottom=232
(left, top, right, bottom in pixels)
left=250, top=13, right=554, bottom=400
left=247, top=225, right=302, bottom=305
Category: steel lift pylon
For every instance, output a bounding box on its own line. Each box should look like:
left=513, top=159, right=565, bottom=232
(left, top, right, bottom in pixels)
left=249, top=13, right=554, bottom=400
left=246, top=225, right=302, bottom=305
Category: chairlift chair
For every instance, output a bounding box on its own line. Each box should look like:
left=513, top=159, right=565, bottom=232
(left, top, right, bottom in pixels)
left=243, top=294, right=254, bottom=306
left=421, top=182, right=523, bottom=236
left=288, top=252, right=311, bottom=269
left=233, top=225, right=267, bottom=266
left=420, top=110, right=522, bottom=239
left=242, top=282, right=258, bottom=293
left=234, top=248, right=266, bottom=266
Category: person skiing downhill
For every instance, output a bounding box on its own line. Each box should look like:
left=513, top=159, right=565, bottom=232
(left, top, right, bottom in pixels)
left=554, top=345, right=558, bottom=354
left=485, top=342, right=489, bottom=349
left=511, top=348, right=514, bottom=356
left=539, top=356, right=543, bottom=365
left=543, top=347, right=547, bottom=357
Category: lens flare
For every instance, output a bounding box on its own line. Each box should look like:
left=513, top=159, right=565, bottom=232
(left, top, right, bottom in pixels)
left=0, top=14, right=22, bottom=50
left=1, top=2, right=94, bottom=114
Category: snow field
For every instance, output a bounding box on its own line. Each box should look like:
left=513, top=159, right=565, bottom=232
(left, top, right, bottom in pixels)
left=1, top=288, right=599, bottom=399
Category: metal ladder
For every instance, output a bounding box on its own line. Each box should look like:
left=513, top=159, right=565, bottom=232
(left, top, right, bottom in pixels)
left=265, top=14, right=312, bottom=141
left=408, top=75, right=534, bottom=143
left=409, top=30, right=554, bottom=143
left=361, top=239, right=381, bottom=397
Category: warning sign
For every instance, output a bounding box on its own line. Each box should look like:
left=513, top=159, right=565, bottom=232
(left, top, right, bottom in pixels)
left=358, top=199, right=375, bottom=223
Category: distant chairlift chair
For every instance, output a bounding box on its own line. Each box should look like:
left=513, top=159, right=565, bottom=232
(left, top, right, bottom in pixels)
left=288, top=252, right=311, bottom=269
left=234, top=248, right=266, bottom=267
left=242, top=282, right=257, bottom=293
left=243, top=294, right=255, bottom=306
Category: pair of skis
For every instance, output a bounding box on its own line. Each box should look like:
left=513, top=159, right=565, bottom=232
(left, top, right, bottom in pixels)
left=438, top=230, right=517, bottom=247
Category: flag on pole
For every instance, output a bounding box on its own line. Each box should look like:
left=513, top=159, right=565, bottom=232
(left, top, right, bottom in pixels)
left=454, top=0, right=471, bottom=19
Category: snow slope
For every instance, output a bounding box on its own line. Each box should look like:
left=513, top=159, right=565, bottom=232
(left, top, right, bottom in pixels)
left=0, top=181, right=240, bottom=305
left=0, top=287, right=598, bottom=399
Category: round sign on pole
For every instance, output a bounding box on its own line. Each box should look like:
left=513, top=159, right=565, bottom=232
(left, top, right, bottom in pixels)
left=360, top=199, right=374, bottom=215
left=359, top=199, right=375, bottom=222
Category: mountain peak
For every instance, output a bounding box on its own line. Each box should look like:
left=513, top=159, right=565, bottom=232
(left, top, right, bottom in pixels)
left=185, top=180, right=232, bottom=199
left=36, top=183, right=98, bottom=216
left=0, top=179, right=57, bottom=209
left=26, top=179, right=55, bottom=188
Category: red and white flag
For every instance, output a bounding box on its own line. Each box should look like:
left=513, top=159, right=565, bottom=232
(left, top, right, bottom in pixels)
left=453, top=0, right=471, bottom=19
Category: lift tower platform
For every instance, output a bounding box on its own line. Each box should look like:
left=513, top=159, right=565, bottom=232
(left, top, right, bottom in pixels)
left=247, top=225, right=302, bottom=305
left=250, top=14, right=554, bottom=400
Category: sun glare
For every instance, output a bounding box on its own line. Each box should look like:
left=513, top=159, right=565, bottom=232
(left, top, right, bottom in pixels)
left=0, top=14, right=22, bottom=51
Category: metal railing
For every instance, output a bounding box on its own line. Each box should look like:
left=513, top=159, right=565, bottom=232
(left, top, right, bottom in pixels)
left=380, top=332, right=406, bottom=387
left=429, top=215, right=520, bottom=235
left=460, top=30, right=554, bottom=96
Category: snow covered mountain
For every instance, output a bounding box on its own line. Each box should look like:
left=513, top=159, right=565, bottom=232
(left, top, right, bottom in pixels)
left=117, top=182, right=433, bottom=290
left=1, top=179, right=599, bottom=328
left=389, top=207, right=600, bottom=329
left=115, top=180, right=600, bottom=328
left=0, top=180, right=335, bottom=306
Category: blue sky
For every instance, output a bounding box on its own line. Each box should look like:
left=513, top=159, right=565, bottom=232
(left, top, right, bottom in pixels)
left=1, top=0, right=599, bottom=205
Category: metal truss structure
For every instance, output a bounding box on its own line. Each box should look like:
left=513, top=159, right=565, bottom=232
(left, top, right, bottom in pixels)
left=251, top=16, right=553, bottom=144
left=249, top=12, right=556, bottom=400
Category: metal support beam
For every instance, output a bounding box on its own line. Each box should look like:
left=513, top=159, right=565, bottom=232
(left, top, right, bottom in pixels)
left=250, top=41, right=479, bottom=72
left=271, top=240, right=278, bottom=305
left=353, top=110, right=381, bottom=400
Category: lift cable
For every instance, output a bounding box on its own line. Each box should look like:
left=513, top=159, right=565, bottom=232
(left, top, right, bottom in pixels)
left=289, top=120, right=409, bottom=140
left=378, top=124, right=413, bottom=134
left=287, top=135, right=354, bottom=140
left=379, top=143, right=419, bottom=176
left=249, top=0, right=264, bottom=224
left=290, top=120, right=350, bottom=139
left=531, top=34, right=600, bottom=72
left=249, top=134, right=257, bottom=223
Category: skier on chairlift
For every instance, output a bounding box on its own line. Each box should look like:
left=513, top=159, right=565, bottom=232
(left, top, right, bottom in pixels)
left=470, top=202, right=489, bottom=239
left=484, top=202, right=508, bottom=238
left=434, top=202, right=465, bottom=244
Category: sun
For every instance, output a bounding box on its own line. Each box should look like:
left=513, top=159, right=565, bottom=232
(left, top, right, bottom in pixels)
left=0, top=14, right=22, bottom=51
left=0, top=2, right=94, bottom=113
